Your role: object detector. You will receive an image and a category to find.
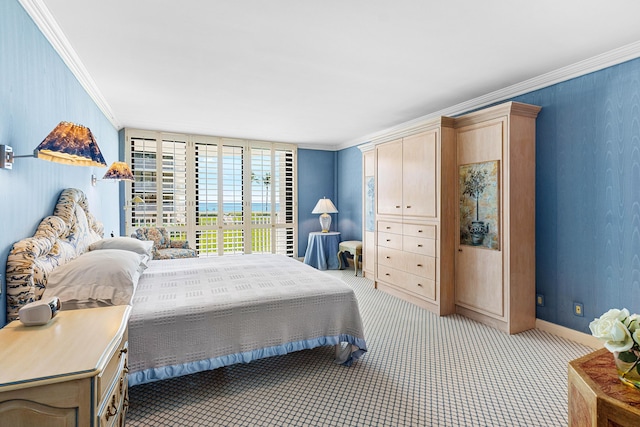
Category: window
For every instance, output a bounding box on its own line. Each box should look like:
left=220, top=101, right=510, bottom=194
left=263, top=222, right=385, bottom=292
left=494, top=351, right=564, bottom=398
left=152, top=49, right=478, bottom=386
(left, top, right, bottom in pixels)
left=125, top=129, right=297, bottom=257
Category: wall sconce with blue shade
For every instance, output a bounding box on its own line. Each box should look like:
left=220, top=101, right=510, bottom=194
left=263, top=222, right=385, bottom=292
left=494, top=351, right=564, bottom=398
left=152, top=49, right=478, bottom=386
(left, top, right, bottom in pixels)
left=312, top=197, right=338, bottom=232
left=0, top=122, right=107, bottom=185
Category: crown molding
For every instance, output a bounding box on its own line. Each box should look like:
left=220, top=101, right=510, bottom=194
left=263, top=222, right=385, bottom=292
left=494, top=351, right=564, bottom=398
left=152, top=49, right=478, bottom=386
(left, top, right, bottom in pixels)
left=296, top=142, right=341, bottom=151
left=19, top=0, right=120, bottom=129
left=339, top=40, right=640, bottom=150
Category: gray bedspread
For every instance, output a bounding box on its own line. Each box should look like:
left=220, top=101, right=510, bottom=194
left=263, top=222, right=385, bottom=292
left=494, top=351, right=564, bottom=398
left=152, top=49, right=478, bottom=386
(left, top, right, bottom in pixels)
left=128, top=254, right=367, bottom=385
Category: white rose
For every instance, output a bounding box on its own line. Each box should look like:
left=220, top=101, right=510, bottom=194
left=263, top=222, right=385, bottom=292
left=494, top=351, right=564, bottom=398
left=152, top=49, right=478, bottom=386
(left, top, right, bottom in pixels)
left=634, top=329, right=640, bottom=347
left=626, top=314, right=640, bottom=333
left=590, top=315, right=634, bottom=353
left=603, top=320, right=634, bottom=352
left=599, top=308, right=630, bottom=322
left=590, top=316, right=621, bottom=340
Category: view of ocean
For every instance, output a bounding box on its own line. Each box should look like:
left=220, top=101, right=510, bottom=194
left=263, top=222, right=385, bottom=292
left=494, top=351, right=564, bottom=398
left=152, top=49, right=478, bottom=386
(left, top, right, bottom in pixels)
left=198, top=203, right=279, bottom=212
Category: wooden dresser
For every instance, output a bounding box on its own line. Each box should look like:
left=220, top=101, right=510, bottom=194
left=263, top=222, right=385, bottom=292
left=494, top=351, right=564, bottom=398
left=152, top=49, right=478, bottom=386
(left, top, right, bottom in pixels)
left=0, top=305, right=131, bottom=427
left=373, top=118, right=457, bottom=316
left=569, top=348, right=640, bottom=426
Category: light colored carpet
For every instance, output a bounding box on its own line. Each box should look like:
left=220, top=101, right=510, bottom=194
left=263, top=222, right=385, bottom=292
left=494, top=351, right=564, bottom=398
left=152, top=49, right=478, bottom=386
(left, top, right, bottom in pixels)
left=126, top=269, right=594, bottom=426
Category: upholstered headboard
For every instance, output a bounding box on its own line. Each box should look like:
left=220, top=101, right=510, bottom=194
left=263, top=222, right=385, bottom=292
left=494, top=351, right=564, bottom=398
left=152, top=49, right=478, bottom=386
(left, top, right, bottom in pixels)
left=6, top=188, right=103, bottom=321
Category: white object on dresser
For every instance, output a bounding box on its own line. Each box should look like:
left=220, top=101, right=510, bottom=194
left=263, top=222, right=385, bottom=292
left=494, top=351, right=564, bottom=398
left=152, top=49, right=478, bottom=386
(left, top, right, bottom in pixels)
left=18, top=297, right=61, bottom=326
left=0, top=305, right=131, bottom=427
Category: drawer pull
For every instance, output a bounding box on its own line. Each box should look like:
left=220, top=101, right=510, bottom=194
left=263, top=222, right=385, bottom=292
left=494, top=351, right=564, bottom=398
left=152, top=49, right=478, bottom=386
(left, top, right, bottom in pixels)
left=386, top=226, right=391, bottom=229
left=418, top=229, right=423, bottom=233
left=385, top=256, right=390, bottom=259
left=417, top=244, right=423, bottom=247
left=406, top=205, right=411, bottom=208
left=417, top=283, right=423, bottom=287
left=386, top=239, right=391, bottom=242
left=105, top=395, right=118, bottom=421
left=417, top=264, right=423, bottom=267
left=385, top=273, right=390, bottom=276
left=395, top=205, right=401, bottom=209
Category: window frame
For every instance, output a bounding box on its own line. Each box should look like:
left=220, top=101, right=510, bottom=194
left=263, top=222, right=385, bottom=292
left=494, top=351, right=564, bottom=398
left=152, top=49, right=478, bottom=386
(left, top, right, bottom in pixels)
left=124, top=128, right=298, bottom=258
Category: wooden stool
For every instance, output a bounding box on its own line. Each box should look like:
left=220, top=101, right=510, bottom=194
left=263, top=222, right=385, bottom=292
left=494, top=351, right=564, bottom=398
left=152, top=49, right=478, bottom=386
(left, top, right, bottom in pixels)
left=337, top=240, right=363, bottom=276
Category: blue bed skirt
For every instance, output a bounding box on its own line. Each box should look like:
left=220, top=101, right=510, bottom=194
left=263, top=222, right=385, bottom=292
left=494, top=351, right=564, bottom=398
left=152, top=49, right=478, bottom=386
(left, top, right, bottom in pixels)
left=128, top=334, right=367, bottom=386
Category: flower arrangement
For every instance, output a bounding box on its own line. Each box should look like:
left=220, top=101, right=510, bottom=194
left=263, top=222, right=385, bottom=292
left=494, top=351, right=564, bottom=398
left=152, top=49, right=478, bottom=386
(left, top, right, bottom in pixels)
left=590, top=308, right=640, bottom=388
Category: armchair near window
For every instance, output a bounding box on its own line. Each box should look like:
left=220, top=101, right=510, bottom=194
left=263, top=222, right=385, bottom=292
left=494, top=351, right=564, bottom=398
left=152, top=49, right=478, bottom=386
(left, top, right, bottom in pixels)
left=131, top=227, right=197, bottom=259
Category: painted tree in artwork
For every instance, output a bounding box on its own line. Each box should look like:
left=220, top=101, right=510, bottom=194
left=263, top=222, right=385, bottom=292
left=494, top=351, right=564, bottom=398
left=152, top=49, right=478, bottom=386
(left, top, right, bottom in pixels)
left=462, top=168, right=489, bottom=221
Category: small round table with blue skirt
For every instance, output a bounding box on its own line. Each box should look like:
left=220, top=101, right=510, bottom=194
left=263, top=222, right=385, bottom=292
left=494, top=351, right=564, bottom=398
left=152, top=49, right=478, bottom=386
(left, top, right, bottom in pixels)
left=303, top=231, right=341, bottom=270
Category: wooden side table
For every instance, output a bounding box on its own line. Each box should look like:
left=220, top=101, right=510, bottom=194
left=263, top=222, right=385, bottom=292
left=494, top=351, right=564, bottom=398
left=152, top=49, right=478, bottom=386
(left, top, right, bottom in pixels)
left=568, top=348, right=640, bottom=426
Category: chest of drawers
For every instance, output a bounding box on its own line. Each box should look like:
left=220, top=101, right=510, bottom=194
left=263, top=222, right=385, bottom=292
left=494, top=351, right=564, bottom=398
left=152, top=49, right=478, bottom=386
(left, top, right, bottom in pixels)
left=0, top=305, right=131, bottom=427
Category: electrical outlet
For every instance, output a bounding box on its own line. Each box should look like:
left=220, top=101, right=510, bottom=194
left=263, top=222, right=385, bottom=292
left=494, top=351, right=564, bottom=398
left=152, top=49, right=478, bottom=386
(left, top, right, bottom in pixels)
left=536, top=294, right=545, bottom=307
left=573, top=302, right=584, bottom=317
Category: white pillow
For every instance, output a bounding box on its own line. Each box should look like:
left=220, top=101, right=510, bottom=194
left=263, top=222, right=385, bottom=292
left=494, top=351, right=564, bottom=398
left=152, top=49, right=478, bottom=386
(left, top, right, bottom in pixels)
left=89, top=237, right=154, bottom=258
left=42, top=249, right=145, bottom=309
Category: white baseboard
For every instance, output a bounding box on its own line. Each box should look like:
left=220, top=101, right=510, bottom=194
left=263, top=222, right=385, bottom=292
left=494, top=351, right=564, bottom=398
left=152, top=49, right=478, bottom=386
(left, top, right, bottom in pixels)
left=536, top=318, right=602, bottom=349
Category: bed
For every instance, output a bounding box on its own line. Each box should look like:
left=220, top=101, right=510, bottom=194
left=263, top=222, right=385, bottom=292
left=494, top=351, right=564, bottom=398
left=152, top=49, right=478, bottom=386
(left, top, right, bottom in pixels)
left=6, top=188, right=367, bottom=386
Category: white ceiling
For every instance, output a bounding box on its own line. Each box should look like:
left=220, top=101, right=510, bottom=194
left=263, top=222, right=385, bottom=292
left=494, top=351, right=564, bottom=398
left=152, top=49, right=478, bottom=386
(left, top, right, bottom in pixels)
left=27, top=0, right=640, bottom=149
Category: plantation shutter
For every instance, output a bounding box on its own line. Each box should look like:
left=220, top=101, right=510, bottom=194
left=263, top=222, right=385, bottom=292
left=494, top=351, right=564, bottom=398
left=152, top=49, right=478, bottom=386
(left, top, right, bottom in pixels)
left=126, top=129, right=297, bottom=257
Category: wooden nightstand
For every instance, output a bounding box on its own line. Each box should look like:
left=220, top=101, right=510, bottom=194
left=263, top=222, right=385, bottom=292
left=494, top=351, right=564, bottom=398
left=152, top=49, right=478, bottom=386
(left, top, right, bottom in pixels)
left=0, top=305, right=132, bottom=427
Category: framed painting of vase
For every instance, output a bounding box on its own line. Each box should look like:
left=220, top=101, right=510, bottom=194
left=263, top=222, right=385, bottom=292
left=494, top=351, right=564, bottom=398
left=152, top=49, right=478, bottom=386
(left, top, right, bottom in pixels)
left=459, top=160, right=500, bottom=250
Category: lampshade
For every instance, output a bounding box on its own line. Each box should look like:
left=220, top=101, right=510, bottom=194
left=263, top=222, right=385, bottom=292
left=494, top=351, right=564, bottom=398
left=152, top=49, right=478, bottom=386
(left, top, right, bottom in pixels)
left=102, top=161, right=134, bottom=181
left=312, top=197, right=338, bottom=232
left=34, top=121, right=107, bottom=167
left=311, top=198, right=338, bottom=214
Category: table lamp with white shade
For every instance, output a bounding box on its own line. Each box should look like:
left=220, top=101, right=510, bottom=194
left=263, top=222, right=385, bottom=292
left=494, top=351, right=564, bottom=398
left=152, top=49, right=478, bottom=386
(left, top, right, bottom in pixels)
left=312, top=197, right=338, bottom=232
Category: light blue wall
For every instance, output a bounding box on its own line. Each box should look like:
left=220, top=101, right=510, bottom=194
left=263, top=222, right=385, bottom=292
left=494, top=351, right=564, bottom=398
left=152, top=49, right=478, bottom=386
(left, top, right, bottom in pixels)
left=298, top=147, right=362, bottom=257
left=0, top=0, right=119, bottom=326
left=513, top=58, right=640, bottom=333
left=297, top=149, right=337, bottom=255
left=336, top=146, right=362, bottom=241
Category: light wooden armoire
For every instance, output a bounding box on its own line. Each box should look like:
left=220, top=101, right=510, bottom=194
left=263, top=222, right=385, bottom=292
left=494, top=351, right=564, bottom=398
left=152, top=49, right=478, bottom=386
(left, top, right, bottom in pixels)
left=361, top=101, right=540, bottom=334
left=364, top=117, right=457, bottom=316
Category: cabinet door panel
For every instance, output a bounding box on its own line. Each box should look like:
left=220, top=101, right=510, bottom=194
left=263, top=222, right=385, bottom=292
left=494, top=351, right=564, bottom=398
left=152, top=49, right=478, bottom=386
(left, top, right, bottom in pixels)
left=376, top=140, right=403, bottom=216
left=456, top=120, right=504, bottom=318
left=403, top=131, right=437, bottom=218
left=456, top=247, right=503, bottom=316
